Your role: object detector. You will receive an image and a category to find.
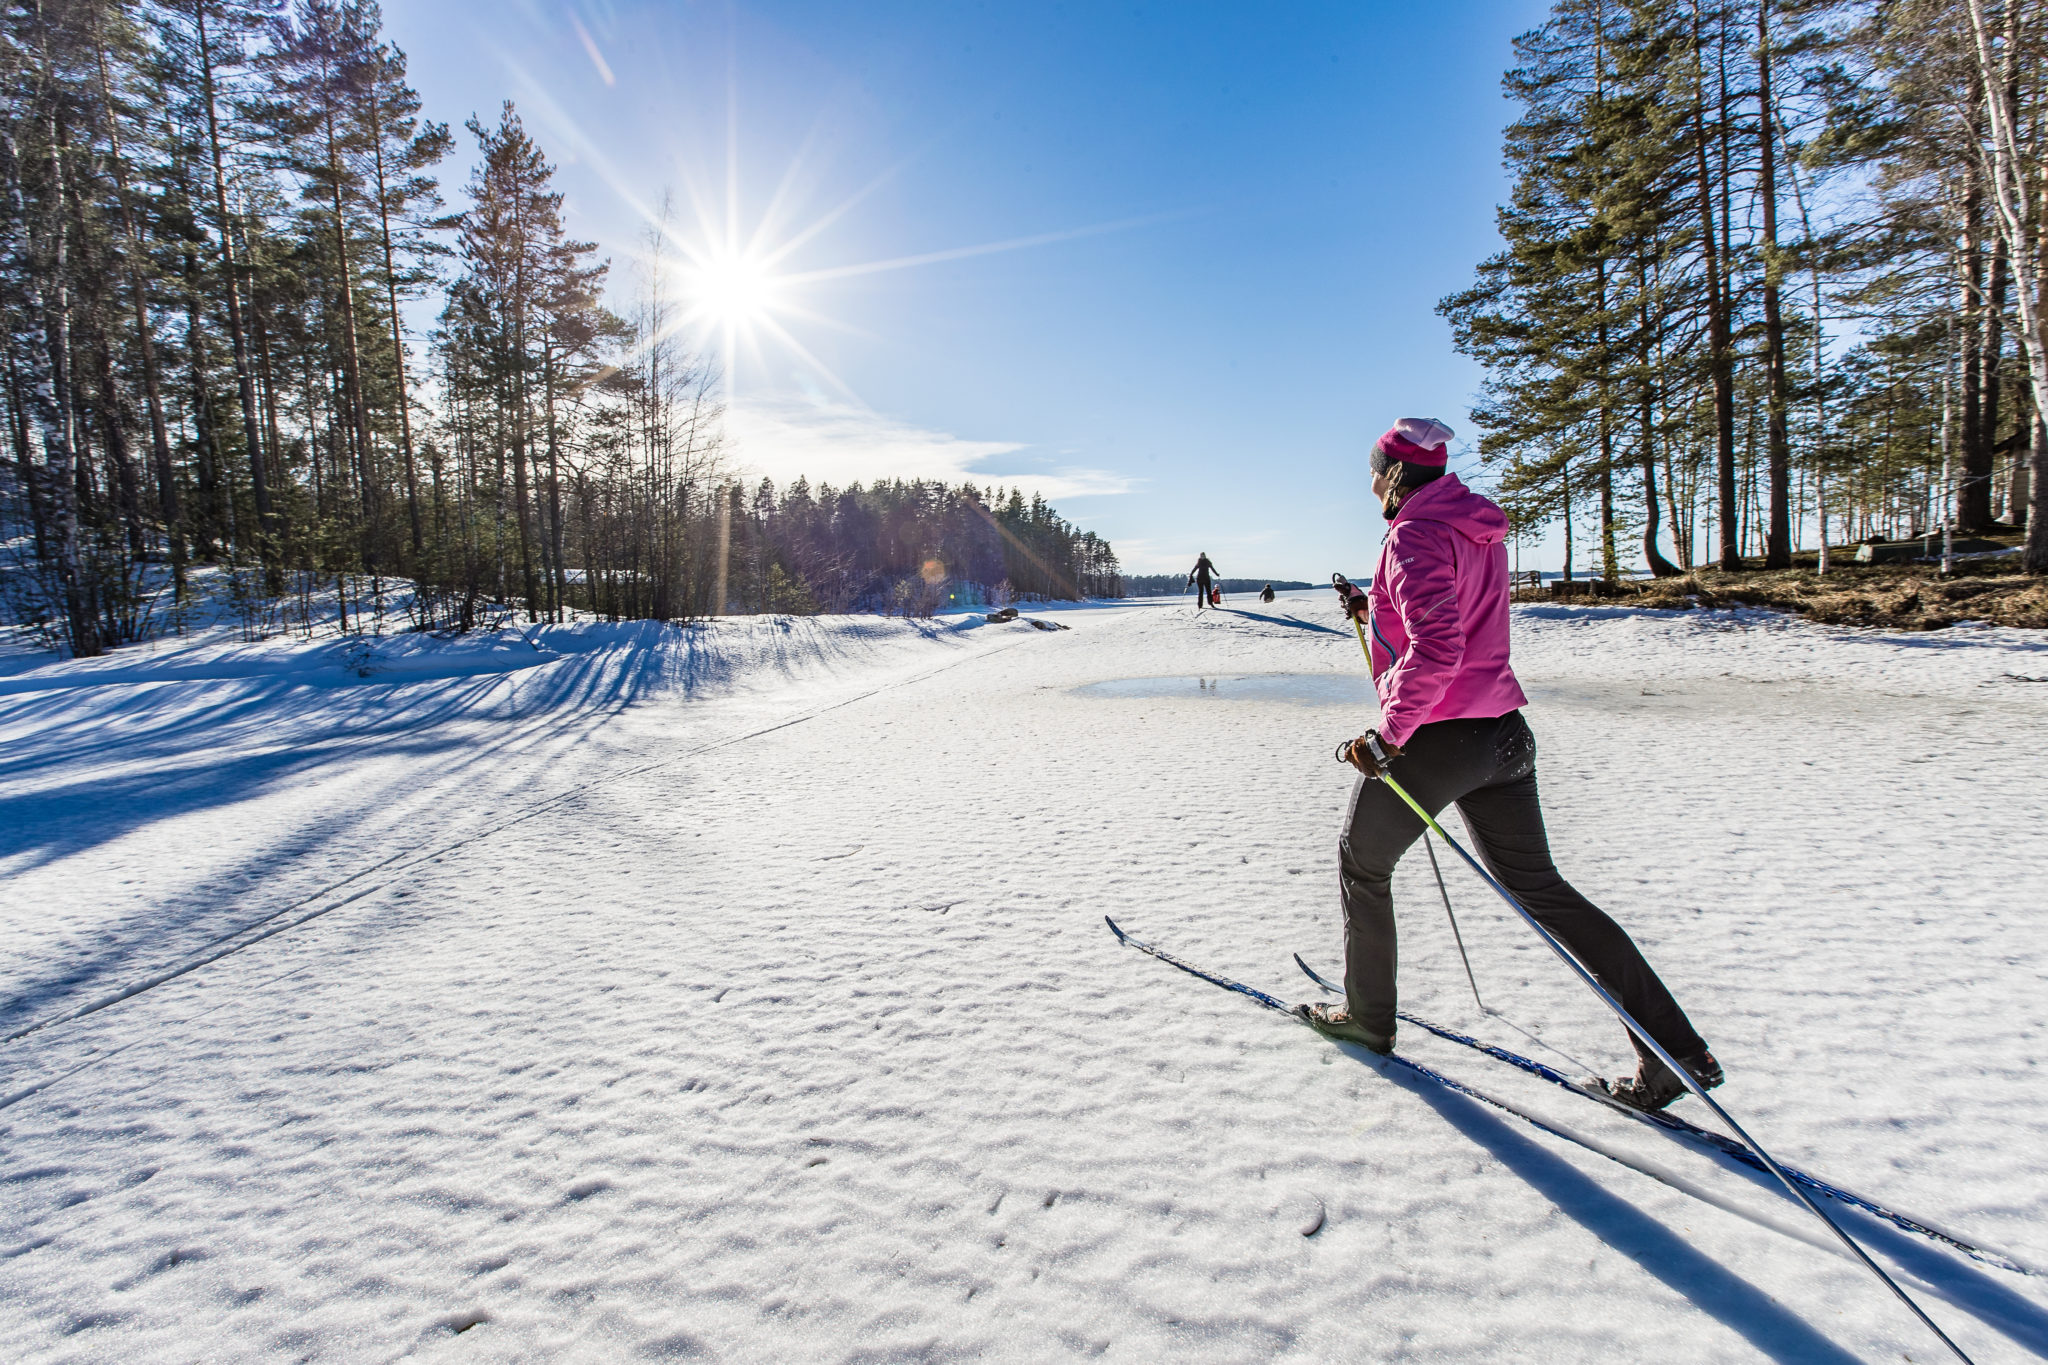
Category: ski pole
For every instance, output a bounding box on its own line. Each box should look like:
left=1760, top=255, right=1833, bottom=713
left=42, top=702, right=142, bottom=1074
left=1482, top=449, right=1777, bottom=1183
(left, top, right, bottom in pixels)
left=1416, top=838, right=1594, bottom=1075
left=1365, top=756, right=1972, bottom=1365
left=1328, top=574, right=1968, bottom=1360
left=1420, top=835, right=1485, bottom=1012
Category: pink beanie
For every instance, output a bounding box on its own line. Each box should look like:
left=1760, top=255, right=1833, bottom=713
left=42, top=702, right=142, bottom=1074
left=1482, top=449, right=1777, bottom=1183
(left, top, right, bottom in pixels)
left=1374, top=417, right=1454, bottom=468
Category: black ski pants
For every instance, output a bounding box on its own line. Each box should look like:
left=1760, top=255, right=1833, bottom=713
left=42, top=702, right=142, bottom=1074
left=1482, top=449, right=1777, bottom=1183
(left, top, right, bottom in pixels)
left=1338, top=710, right=1706, bottom=1062
left=1193, top=575, right=1213, bottom=608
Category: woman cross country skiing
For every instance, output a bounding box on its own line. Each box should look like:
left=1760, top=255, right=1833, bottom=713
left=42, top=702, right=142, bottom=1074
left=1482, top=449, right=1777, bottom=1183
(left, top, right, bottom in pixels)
left=1300, top=417, right=1722, bottom=1112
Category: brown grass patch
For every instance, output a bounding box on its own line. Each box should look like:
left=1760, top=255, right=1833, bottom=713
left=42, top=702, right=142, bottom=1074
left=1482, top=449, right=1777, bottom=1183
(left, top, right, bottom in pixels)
left=1514, top=550, right=2048, bottom=630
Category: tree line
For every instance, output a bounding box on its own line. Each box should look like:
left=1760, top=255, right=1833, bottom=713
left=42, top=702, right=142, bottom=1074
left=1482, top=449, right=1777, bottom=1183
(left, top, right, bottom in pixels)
left=717, top=476, right=1121, bottom=617
left=0, top=0, right=1121, bottom=658
left=1445, top=0, right=2048, bottom=579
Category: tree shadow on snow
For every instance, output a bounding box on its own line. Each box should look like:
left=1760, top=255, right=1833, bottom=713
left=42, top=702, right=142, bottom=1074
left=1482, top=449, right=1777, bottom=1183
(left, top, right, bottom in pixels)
left=1359, top=1052, right=1866, bottom=1364
left=0, top=671, right=591, bottom=868
left=0, top=649, right=653, bottom=1030
left=0, top=616, right=975, bottom=1033
left=0, top=614, right=903, bottom=860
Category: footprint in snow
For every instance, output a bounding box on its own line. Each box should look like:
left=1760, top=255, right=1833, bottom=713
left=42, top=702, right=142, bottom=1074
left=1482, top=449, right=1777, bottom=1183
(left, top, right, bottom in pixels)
left=430, top=1309, right=490, bottom=1336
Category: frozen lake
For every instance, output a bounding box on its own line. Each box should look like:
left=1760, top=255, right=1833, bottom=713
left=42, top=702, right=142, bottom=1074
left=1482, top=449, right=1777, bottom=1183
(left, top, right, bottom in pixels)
left=1074, top=672, right=1378, bottom=705
left=2, top=591, right=2045, bottom=1362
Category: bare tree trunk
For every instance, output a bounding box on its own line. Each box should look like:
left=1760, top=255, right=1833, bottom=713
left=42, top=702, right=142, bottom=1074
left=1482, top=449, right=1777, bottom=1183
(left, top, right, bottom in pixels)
left=1973, top=239, right=2011, bottom=527
left=1959, top=183, right=1988, bottom=530
left=1560, top=456, right=1575, bottom=581
left=1639, top=388, right=1680, bottom=575
left=250, top=276, right=287, bottom=542
left=1961, top=0, right=2048, bottom=570
left=1594, top=256, right=1618, bottom=583
left=194, top=0, right=274, bottom=554
left=1691, top=0, right=1740, bottom=571
left=1636, top=252, right=1682, bottom=576
left=320, top=107, right=380, bottom=575
left=509, top=329, right=539, bottom=620
left=1940, top=327, right=1957, bottom=573
left=2012, top=383, right=2034, bottom=527
left=4, top=115, right=98, bottom=656
left=367, top=100, right=424, bottom=561
left=87, top=330, right=145, bottom=558
left=2030, top=412, right=2046, bottom=561
left=93, top=24, right=184, bottom=594
left=5, top=342, right=49, bottom=560
left=1664, top=435, right=1687, bottom=567
left=713, top=481, right=730, bottom=612
left=544, top=343, right=568, bottom=621
left=1757, top=0, right=1793, bottom=566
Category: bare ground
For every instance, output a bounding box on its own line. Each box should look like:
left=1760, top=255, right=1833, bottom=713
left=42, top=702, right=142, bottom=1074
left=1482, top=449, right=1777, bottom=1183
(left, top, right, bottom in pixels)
left=1515, top=530, right=2048, bottom=630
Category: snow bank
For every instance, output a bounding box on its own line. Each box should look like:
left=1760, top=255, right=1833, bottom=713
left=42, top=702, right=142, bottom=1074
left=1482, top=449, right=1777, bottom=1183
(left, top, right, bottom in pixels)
left=1508, top=602, right=2048, bottom=697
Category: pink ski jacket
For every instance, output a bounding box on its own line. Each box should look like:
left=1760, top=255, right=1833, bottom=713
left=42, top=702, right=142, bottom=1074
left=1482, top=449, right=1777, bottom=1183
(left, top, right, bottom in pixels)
left=1364, top=473, right=1528, bottom=747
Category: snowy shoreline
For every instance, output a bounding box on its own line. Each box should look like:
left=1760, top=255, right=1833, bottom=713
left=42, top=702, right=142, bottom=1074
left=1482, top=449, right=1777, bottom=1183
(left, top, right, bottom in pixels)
left=3, top=591, right=2045, bottom=1362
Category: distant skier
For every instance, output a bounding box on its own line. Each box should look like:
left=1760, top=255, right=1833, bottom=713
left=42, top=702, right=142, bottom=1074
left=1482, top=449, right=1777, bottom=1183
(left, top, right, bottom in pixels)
left=1260, top=584, right=1275, bottom=604
left=1303, top=417, right=1721, bottom=1112
left=1187, top=554, right=1221, bottom=610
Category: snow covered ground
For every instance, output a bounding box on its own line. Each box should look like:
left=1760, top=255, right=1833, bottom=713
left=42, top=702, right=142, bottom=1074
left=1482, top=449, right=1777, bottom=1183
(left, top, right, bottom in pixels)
left=2, top=591, right=2045, bottom=1362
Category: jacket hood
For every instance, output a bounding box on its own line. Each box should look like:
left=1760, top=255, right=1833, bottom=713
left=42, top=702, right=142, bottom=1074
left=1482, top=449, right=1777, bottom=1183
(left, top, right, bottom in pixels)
left=1392, top=473, right=1508, bottom=546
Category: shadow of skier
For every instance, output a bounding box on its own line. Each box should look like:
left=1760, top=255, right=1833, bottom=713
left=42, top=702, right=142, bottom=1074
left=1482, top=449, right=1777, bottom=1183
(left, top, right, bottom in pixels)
left=1209, top=608, right=1348, bottom=636
left=1352, top=1046, right=1869, bottom=1364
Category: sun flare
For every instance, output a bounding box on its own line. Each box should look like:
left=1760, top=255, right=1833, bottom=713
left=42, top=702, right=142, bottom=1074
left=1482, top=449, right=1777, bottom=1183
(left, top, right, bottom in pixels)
left=619, top=128, right=1164, bottom=408
left=688, top=251, right=780, bottom=329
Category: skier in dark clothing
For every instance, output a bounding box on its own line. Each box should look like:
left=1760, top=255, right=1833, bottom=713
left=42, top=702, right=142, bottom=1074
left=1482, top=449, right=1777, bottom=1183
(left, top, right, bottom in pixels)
left=1302, top=418, right=1722, bottom=1112
left=1260, top=584, right=1276, bottom=604
left=1188, top=554, right=1221, bottom=610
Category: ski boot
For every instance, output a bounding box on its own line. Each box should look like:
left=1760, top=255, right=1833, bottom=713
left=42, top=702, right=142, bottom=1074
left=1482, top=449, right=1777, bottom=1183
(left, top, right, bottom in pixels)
left=1295, top=1002, right=1393, bottom=1055
left=1606, top=1047, right=1724, bottom=1112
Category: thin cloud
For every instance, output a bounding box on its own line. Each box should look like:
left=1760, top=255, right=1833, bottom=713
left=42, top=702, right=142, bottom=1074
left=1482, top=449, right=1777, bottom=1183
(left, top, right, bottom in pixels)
left=569, top=16, right=615, bottom=87
left=1116, top=532, right=1284, bottom=575
left=728, top=397, right=1134, bottom=501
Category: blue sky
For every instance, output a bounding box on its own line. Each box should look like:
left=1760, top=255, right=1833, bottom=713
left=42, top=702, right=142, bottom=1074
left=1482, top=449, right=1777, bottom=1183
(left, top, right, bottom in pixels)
left=382, top=0, right=1559, bottom=581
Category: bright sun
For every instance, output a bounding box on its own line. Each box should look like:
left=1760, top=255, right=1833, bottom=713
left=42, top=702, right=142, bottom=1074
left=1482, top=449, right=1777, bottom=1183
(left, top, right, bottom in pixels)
left=645, top=138, right=1152, bottom=406
left=689, top=252, right=779, bottom=328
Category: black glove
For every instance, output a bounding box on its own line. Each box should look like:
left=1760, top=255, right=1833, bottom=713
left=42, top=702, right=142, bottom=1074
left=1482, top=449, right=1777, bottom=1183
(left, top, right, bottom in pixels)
left=1331, top=574, right=1367, bottom=622
left=1334, top=729, right=1403, bottom=778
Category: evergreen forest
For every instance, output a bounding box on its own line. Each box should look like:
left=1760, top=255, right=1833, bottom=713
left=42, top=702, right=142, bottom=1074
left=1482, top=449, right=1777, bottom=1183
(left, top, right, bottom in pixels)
left=1444, top=0, right=2048, bottom=580
left=0, top=0, right=1121, bottom=658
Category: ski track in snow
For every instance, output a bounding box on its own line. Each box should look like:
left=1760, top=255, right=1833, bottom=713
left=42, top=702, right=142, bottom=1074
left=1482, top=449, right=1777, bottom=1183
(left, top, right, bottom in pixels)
left=1, top=594, right=2045, bottom=1362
